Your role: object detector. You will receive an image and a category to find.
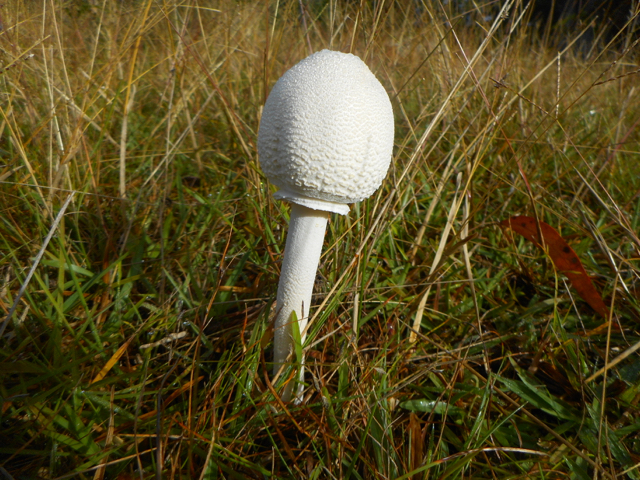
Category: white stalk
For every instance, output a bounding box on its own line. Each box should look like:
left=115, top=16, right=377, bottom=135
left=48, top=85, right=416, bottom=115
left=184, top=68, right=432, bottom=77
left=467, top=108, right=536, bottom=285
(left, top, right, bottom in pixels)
left=273, top=203, right=330, bottom=400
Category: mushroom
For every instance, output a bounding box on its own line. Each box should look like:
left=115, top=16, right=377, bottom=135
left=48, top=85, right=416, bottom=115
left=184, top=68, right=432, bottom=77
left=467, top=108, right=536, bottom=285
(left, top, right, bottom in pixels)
left=258, top=50, right=394, bottom=400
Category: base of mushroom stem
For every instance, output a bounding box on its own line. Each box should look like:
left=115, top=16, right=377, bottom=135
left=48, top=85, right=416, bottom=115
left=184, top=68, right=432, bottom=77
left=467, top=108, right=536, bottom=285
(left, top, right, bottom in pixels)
left=274, top=361, right=306, bottom=404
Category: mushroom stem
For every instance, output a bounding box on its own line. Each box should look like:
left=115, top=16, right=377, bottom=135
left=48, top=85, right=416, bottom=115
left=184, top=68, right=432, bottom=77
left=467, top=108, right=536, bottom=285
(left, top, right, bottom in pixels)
left=273, top=203, right=330, bottom=400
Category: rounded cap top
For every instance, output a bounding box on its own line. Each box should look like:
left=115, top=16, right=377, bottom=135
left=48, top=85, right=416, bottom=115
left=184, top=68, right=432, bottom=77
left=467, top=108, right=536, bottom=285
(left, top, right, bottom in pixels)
left=258, top=50, right=394, bottom=215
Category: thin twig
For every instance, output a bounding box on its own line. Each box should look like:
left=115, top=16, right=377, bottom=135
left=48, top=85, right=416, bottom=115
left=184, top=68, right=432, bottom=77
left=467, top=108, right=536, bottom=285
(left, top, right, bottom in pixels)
left=0, top=192, right=75, bottom=338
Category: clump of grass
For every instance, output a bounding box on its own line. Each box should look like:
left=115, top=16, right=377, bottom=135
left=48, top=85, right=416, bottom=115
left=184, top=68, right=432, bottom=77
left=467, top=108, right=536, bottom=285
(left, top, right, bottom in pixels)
left=1, top=0, right=639, bottom=478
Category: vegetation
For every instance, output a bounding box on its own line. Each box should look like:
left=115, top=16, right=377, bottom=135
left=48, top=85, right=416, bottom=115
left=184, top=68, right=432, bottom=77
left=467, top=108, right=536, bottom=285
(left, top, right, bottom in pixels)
left=1, top=0, right=639, bottom=478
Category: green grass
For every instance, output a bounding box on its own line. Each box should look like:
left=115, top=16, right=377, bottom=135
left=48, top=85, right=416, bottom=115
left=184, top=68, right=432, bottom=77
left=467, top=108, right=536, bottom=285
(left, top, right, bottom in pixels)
left=1, top=0, right=639, bottom=478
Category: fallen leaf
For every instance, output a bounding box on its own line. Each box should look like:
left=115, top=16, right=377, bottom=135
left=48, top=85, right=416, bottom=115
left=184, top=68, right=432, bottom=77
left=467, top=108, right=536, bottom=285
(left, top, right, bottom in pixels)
left=501, top=216, right=608, bottom=318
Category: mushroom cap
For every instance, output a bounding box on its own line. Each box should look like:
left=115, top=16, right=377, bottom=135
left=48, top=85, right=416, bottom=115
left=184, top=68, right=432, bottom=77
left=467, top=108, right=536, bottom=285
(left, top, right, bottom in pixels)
left=258, top=50, right=394, bottom=215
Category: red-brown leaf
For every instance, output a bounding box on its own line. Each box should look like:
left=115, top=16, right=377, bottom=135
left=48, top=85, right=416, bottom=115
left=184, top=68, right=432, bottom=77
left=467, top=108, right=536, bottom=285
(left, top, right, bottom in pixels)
left=500, top=216, right=608, bottom=318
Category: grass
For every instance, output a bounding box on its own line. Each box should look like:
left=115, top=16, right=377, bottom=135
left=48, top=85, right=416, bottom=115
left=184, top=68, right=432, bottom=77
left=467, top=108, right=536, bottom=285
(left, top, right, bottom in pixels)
left=1, top=0, right=639, bottom=478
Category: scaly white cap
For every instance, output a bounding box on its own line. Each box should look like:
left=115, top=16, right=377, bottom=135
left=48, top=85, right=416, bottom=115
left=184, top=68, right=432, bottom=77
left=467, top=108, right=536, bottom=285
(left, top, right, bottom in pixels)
left=258, top=50, right=394, bottom=215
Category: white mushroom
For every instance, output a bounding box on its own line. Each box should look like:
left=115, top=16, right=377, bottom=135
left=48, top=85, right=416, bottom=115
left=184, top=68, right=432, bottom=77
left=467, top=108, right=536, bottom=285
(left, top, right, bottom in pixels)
left=258, top=49, right=394, bottom=401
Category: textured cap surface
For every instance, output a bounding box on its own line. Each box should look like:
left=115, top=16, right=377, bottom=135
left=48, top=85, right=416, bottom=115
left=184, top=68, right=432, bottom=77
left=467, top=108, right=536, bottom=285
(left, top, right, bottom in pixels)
left=258, top=50, right=394, bottom=214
